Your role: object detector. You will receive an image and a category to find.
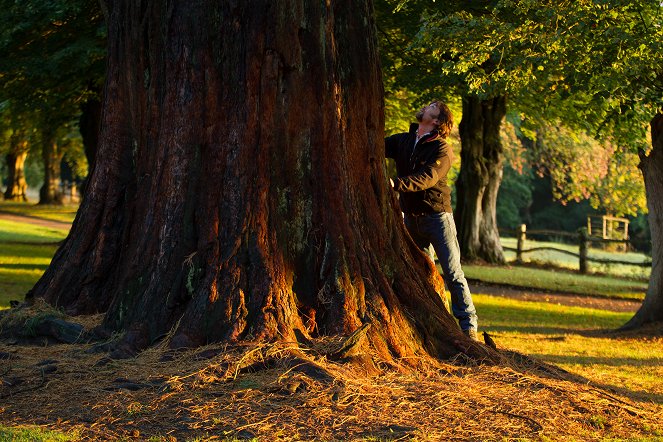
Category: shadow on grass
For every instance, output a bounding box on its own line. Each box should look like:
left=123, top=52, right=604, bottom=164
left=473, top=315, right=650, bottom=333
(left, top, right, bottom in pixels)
left=588, top=381, right=663, bottom=405
left=486, top=325, right=591, bottom=335
left=0, top=263, right=50, bottom=271
left=535, top=353, right=663, bottom=369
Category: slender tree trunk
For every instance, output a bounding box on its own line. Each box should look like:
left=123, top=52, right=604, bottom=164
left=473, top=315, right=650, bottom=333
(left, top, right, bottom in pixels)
left=38, top=129, right=64, bottom=205
left=455, top=95, right=506, bottom=264
left=3, top=138, right=29, bottom=202
left=622, top=113, right=663, bottom=329
left=28, top=1, right=492, bottom=362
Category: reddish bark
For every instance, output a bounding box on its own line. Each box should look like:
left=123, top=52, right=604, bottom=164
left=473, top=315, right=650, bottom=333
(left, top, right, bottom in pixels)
left=29, top=1, right=493, bottom=362
left=455, top=95, right=507, bottom=264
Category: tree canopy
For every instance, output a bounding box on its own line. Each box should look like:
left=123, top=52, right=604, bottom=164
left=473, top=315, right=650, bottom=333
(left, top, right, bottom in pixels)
left=417, top=0, right=662, bottom=144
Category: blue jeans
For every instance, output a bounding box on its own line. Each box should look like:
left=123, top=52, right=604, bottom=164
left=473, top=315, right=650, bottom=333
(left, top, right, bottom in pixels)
left=404, top=212, right=478, bottom=331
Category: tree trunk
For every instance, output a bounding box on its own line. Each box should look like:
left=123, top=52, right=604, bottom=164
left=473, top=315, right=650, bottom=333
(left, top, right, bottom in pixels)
left=78, top=96, right=102, bottom=196
left=38, top=129, right=64, bottom=205
left=622, top=113, right=663, bottom=329
left=455, top=95, right=506, bottom=264
left=3, top=137, right=29, bottom=202
left=28, top=1, right=492, bottom=362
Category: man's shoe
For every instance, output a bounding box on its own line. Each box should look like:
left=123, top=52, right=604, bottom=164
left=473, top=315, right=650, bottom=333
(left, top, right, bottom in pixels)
left=463, top=329, right=479, bottom=341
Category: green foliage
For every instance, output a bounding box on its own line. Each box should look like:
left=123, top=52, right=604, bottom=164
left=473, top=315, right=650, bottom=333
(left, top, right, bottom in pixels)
left=376, top=0, right=462, bottom=121
left=0, top=0, right=106, bottom=110
left=496, top=164, right=532, bottom=229
left=530, top=122, right=647, bottom=217
left=416, top=0, right=662, bottom=146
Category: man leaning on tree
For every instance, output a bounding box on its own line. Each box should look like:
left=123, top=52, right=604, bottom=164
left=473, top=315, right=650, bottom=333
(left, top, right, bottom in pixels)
left=385, top=100, right=479, bottom=340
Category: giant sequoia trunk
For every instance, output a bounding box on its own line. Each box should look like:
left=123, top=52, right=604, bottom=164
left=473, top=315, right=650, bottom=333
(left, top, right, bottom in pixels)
left=28, top=1, right=490, bottom=362
left=455, top=95, right=506, bottom=264
left=38, top=129, right=64, bottom=205
left=622, top=113, right=663, bottom=329
left=3, top=137, right=29, bottom=201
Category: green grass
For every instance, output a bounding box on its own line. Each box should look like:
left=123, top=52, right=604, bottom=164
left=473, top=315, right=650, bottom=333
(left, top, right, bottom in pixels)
left=473, top=293, right=663, bottom=404
left=463, top=263, right=648, bottom=300
left=0, top=243, right=59, bottom=307
left=0, top=213, right=67, bottom=308
left=0, top=201, right=78, bottom=223
left=0, top=219, right=68, bottom=243
left=0, top=202, right=68, bottom=309
left=0, top=425, right=76, bottom=441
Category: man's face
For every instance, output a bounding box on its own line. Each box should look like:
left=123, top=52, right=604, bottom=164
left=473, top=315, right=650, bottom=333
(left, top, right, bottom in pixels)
left=421, top=104, right=440, bottom=128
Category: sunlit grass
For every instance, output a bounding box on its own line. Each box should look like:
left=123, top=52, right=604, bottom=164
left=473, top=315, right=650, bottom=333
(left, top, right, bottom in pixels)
left=0, top=243, right=58, bottom=307
left=0, top=219, right=68, bottom=243
left=0, top=214, right=66, bottom=308
left=0, top=425, right=76, bottom=441
left=464, top=263, right=647, bottom=301
left=0, top=201, right=78, bottom=223
left=474, top=293, right=663, bottom=404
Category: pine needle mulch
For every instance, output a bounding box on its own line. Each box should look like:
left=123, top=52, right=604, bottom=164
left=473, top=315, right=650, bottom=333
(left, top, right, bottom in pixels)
left=1, top=311, right=662, bottom=441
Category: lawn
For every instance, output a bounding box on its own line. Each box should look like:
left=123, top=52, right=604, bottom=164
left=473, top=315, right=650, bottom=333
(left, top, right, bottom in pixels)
left=0, top=204, right=70, bottom=307
left=463, top=263, right=648, bottom=300
left=0, top=201, right=79, bottom=223
left=0, top=243, right=60, bottom=307
left=0, top=425, right=76, bottom=441
left=0, top=219, right=68, bottom=243
left=473, top=293, right=663, bottom=405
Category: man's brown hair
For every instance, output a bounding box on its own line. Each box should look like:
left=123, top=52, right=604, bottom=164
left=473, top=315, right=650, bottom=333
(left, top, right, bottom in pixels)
left=415, top=100, right=453, bottom=139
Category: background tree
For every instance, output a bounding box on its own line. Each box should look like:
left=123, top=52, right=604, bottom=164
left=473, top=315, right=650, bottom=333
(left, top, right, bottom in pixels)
left=0, top=0, right=105, bottom=203
left=446, top=0, right=663, bottom=329
left=28, top=1, right=488, bottom=362
left=0, top=103, right=33, bottom=201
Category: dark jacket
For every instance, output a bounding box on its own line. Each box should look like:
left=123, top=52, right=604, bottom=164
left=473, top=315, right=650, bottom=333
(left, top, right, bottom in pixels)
left=385, top=123, right=453, bottom=214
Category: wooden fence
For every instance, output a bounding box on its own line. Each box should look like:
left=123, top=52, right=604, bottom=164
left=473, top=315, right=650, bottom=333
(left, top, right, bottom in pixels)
left=501, top=224, right=652, bottom=274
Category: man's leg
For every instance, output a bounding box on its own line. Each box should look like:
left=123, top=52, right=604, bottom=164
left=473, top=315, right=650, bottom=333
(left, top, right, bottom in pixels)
left=420, top=212, right=478, bottom=332
left=404, top=215, right=433, bottom=254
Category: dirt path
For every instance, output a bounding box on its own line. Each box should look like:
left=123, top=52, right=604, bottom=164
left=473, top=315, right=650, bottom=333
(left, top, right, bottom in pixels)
left=0, top=210, right=71, bottom=231
left=469, top=281, right=641, bottom=312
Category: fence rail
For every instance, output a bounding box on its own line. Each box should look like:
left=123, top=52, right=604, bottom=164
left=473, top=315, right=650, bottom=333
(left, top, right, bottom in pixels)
left=501, top=224, right=652, bottom=274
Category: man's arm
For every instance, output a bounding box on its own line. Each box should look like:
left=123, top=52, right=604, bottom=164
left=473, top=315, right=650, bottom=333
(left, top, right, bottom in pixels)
left=393, top=141, right=451, bottom=192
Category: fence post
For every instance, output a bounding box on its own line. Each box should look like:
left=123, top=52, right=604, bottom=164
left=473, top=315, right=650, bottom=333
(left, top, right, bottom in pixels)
left=516, top=224, right=526, bottom=264
left=578, top=227, right=589, bottom=274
